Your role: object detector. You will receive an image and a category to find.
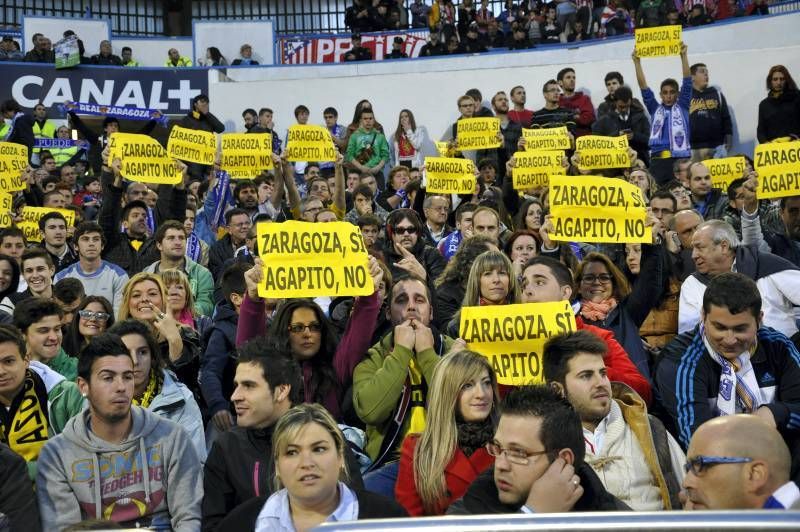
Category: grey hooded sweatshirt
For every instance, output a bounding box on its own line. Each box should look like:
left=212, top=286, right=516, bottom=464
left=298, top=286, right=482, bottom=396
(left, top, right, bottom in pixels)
left=36, top=406, right=202, bottom=531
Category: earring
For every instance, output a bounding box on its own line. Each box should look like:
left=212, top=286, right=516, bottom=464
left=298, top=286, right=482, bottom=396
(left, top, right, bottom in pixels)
left=81, top=393, right=87, bottom=398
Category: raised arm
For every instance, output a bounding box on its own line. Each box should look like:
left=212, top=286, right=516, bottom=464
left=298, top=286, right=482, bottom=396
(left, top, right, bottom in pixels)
left=632, top=50, right=647, bottom=90
left=680, top=42, right=690, bottom=79
left=332, top=153, right=346, bottom=219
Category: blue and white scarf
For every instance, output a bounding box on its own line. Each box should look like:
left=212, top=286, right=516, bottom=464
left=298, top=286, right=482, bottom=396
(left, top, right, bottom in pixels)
left=701, top=325, right=762, bottom=416
left=650, top=103, right=689, bottom=157
left=212, top=170, right=234, bottom=231
left=145, top=207, right=156, bottom=236
left=33, top=138, right=89, bottom=149
left=186, top=233, right=202, bottom=262
left=60, top=101, right=169, bottom=127
left=3, top=112, right=25, bottom=141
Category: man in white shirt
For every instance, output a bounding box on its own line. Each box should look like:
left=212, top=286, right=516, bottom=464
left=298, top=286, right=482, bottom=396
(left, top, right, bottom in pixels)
left=544, top=330, right=685, bottom=510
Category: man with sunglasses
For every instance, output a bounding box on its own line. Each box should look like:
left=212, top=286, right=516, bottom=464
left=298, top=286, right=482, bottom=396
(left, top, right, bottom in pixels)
left=682, top=415, right=800, bottom=510
left=55, top=222, right=129, bottom=317
left=381, top=209, right=445, bottom=292
left=448, top=385, right=628, bottom=514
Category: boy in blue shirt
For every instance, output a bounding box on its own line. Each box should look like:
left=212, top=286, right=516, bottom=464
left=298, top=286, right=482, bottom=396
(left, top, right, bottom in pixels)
left=632, top=42, right=692, bottom=186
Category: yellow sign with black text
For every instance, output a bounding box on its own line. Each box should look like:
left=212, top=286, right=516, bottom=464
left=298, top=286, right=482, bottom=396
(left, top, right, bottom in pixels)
left=460, top=301, right=577, bottom=386
left=166, top=125, right=217, bottom=165
left=221, top=133, right=274, bottom=179
left=110, top=133, right=181, bottom=185
left=549, top=175, right=652, bottom=244
left=576, top=135, right=630, bottom=170
left=285, top=125, right=337, bottom=162
left=424, top=157, right=476, bottom=194
left=19, top=207, right=76, bottom=242
left=634, top=25, right=682, bottom=57
left=457, top=118, right=501, bottom=150
left=705, top=156, right=747, bottom=190
left=754, top=140, right=800, bottom=199
left=512, top=150, right=564, bottom=190
left=0, top=142, right=28, bottom=192
left=0, top=192, right=12, bottom=228
left=257, top=221, right=374, bottom=299
left=522, top=126, right=571, bottom=151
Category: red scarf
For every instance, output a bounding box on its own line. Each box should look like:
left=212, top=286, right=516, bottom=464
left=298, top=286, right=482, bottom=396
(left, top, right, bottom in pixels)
left=579, top=298, right=618, bottom=322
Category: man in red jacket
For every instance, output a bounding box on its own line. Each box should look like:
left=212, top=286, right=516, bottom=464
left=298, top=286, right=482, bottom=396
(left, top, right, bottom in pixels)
left=520, top=256, right=652, bottom=404
left=558, top=68, right=596, bottom=137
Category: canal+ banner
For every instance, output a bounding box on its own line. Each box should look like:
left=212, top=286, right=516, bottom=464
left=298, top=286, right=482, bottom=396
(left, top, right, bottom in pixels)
left=0, top=63, right=208, bottom=118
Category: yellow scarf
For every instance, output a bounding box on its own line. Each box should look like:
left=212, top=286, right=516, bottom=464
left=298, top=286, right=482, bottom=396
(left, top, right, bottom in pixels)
left=132, top=370, right=162, bottom=408
left=0, top=371, right=50, bottom=463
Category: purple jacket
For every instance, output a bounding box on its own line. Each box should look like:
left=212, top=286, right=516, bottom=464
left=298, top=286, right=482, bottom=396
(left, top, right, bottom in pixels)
left=235, top=292, right=381, bottom=419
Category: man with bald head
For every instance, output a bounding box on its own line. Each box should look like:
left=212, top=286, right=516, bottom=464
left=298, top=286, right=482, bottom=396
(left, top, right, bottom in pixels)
left=682, top=415, right=799, bottom=510
left=688, top=162, right=726, bottom=220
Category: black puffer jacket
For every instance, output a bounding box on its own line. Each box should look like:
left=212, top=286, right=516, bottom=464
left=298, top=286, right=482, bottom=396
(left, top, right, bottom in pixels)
left=757, top=89, right=800, bottom=142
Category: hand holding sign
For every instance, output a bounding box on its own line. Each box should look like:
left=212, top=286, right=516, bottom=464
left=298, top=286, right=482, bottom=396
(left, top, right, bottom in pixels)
left=245, top=258, right=265, bottom=301
left=368, top=256, right=384, bottom=295
left=634, top=25, right=682, bottom=58
left=742, top=171, right=759, bottom=213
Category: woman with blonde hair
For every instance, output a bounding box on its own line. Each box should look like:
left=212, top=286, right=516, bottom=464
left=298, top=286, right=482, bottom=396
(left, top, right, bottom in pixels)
left=395, top=350, right=499, bottom=515
left=220, top=403, right=407, bottom=529
left=119, top=272, right=201, bottom=389
left=447, top=250, right=520, bottom=337
left=159, top=269, right=197, bottom=327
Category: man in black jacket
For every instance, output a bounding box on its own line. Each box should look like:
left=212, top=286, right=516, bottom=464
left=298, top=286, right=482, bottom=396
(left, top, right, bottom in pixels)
left=179, top=94, right=225, bottom=180
left=0, top=442, right=41, bottom=532
left=592, top=86, right=651, bottom=166
left=1, top=99, right=35, bottom=161
left=202, top=337, right=364, bottom=532
left=689, top=63, right=733, bottom=161
left=98, top=155, right=188, bottom=274
left=381, top=209, right=446, bottom=294
left=447, top=385, right=629, bottom=514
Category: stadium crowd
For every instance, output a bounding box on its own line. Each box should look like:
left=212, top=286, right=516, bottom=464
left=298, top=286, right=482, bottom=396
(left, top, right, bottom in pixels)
left=0, top=22, right=800, bottom=532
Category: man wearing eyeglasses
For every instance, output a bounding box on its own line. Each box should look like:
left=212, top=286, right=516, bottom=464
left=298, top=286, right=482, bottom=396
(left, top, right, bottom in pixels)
left=448, top=385, right=628, bottom=514
left=657, top=272, right=800, bottom=453
left=682, top=415, right=800, bottom=510
left=54, top=222, right=129, bottom=317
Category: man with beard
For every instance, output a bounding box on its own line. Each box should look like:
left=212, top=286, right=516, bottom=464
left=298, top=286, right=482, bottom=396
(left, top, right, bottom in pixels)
left=354, top=273, right=455, bottom=497
left=544, top=331, right=685, bottom=510
left=381, top=209, right=446, bottom=293
left=558, top=68, right=596, bottom=137
left=36, top=333, right=202, bottom=530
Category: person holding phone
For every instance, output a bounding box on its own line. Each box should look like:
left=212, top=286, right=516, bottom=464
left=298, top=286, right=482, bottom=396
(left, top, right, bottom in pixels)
left=592, top=85, right=651, bottom=165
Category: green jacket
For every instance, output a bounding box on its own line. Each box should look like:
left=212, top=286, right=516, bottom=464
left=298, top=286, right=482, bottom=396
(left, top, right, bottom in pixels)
left=46, top=348, right=78, bottom=382
left=143, top=257, right=215, bottom=316
left=352, top=330, right=454, bottom=465
left=26, top=361, right=85, bottom=479
left=345, top=127, right=390, bottom=169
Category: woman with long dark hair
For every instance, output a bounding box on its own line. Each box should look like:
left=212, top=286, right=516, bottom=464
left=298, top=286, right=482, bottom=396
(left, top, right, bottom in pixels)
left=236, top=257, right=384, bottom=420
left=392, top=109, right=426, bottom=169
left=757, top=65, right=800, bottom=143
left=63, top=296, right=114, bottom=357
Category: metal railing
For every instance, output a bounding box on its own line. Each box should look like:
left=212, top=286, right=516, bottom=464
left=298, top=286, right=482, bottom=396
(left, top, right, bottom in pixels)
left=0, top=0, right=163, bottom=35
left=316, top=511, right=800, bottom=531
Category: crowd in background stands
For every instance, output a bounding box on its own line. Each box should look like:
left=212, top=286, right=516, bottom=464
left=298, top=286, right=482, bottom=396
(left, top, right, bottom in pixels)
left=1, top=24, right=800, bottom=531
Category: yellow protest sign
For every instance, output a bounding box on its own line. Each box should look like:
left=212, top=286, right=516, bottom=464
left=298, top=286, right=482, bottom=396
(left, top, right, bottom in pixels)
left=549, top=174, right=652, bottom=244
left=257, top=221, right=374, bottom=299
left=0, top=142, right=28, bottom=192
left=0, top=192, right=12, bottom=228
left=705, top=156, right=747, bottom=190
left=435, top=141, right=450, bottom=157
left=110, top=133, right=181, bottom=185
left=221, top=133, right=274, bottom=179
left=575, top=135, right=631, bottom=170
left=19, top=207, right=76, bottom=242
left=285, top=125, right=337, bottom=162
left=522, top=126, right=571, bottom=151
left=512, top=150, right=564, bottom=190
left=460, top=301, right=577, bottom=386
left=424, top=157, right=476, bottom=194
left=634, top=25, right=682, bottom=58
left=167, top=125, right=217, bottom=165
left=755, top=140, right=800, bottom=200
left=457, top=118, right=501, bottom=150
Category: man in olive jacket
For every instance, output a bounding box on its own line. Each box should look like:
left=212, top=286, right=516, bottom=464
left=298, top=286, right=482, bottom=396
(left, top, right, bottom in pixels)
left=353, top=274, right=455, bottom=498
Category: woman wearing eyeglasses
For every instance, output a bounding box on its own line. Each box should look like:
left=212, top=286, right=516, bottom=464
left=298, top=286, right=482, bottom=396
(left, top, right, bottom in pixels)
left=575, top=250, right=663, bottom=382
left=395, top=350, right=499, bottom=515
left=63, top=296, right=115, bottom=357
left=236, top=257, right=385, bottom=421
